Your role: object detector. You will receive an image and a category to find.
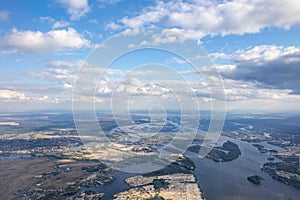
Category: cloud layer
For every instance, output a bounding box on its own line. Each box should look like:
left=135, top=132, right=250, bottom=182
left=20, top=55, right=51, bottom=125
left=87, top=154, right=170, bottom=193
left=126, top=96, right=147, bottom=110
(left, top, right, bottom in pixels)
left=108, top=0, right=300, bottom=39
left=219, top=45, right=300, bottom=94
left=57, top=0, right=90, bottom=20
left=4, top=28, right=90, bottom=53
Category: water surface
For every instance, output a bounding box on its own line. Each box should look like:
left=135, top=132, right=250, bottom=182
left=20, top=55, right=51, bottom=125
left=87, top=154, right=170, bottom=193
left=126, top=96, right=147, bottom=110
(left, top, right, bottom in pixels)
left=190, top=136, right=300, bottom=200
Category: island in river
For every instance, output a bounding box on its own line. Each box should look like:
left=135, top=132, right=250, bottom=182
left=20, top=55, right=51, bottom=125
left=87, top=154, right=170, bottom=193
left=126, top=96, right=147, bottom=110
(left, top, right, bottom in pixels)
left=113, top=155, right=204, bottom=200
left=261, top=155, right=300, bottom=189
left=247, top=175, right=264, bottom=185
left=0, top=111, right=300, bottom=199
left=188, top=140, right=242, bottom=162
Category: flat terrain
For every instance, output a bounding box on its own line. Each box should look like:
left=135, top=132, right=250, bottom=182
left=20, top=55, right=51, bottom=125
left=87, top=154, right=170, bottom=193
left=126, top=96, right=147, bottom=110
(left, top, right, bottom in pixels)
left=114, top=173, right=203, bottom=200
left=0, top=158, right=56, bottom=200
left=0, top=157, right=110, bottom=200
left=113, top=155, right=204, bottom=200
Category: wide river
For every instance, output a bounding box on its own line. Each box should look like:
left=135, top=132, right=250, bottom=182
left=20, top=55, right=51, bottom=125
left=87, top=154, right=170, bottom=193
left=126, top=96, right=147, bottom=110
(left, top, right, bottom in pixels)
left=4, top=136, right=298, bottom=199
left=94, top=135, right=300, bottom=200
left=189, top=136, right=300, bottom=200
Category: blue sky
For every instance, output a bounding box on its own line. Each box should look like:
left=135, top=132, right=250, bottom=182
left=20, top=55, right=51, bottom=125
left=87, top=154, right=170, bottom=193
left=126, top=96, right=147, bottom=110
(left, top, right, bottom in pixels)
left=0, top=0, right=300, bottom=112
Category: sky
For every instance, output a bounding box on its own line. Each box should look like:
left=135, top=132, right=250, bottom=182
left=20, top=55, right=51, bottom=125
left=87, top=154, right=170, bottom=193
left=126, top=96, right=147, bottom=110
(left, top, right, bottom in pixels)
left=0, top=0, right=300, bottom=112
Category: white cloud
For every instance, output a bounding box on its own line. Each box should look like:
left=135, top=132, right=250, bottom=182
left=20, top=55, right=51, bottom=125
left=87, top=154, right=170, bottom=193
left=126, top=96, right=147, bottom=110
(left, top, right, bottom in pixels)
left=107, top=0, right=300, bottom=39
left=151, top=28, right=189, bottom=44
left=0, top=89, right=52, bottom=103
left=174, top=46, right=300, bottom=102
left=30, top=66, right=76, bottom=87
left=33, top=60, right=125, bottom=95
left=217, top=64, right=236, bottom=73
left=52, top=20, right=71, bottom=29
left=171, top=57, right=188, bottom=64
left=105, top=22, right=122, bottom=30
left=52, top=97, right=60, bottom=104
left=0, top=10, right=9, bottom=22
left=39, top=16, right=55, bottom=23
left=28, top=60, right=84, bottom=93
left=35, top=95, right=49, bottom=102
left=30, top=60, right=122, bottom=93
left=119, top=1, right=166, bottom=28
left=211, top=45, right=300, bottom=65
left=213, top=45, right=300, bottom=94
left=47, top=59, right=84, bottom=68
left=126, top=28, right=200, bottom=47
left=97, top=80, right=112, bottom=94
left=223, top=79, right=292, bottom=101
left=210, top=52, right=230, bottom=59
left=234, top=45, right=300, bottom=63
left=73, top=95, right=104, bottom=103
left=57, top=0, right=90, bottom=21
left=63, top=83, right=73, bottom=89
left=0, top=90, right=28, bottom=101
left=39, top=16, right=70, bottom=29
left=4, top=28, right=91, bottom=53
left=98, top=0, right=122, bottom=5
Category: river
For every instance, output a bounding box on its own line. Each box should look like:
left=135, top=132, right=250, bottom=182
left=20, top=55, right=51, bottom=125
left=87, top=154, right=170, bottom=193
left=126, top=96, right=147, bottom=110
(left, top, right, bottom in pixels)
left=4, top=137, right=299, bottom=199
left=73, top=136, right=300, bottom=200
left=189, top=136, right=300, bottom=200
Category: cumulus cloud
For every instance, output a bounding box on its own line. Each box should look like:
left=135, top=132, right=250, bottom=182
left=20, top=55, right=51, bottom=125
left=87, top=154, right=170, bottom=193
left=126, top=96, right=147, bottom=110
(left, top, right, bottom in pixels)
left=31, top=60, right=125, bottom=95
left=223, top=79, right=292, bottom=101
left=126, top=28, right=202, bottom=47
left=57, top=0, right=90, bottom=21
left=0, top=10, right=10, bottom=22
left=0, top=90, right=28, bottom=101
left=105, top=22, right=122, bottom=30
left=107, top=0, right=300, bottom=39
left=4, top=28, right=91, bottom=53
left=0, top=75, right=74, bottom=104
left=39, top=16, right=71, bottom=29
left=176, top=44, right=300, bottom=101
left=233, top=45, right=300, bottom=63
left=29, top=60, right=82, bottom=90
left=219, top=45, right=300, bottom=94
left=0, top=89, right=50, bottom=103
left=52, top=20, right=71, bottom=29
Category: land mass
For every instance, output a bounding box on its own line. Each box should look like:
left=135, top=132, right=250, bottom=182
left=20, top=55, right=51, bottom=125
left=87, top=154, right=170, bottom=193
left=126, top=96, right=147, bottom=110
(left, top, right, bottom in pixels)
left=188, top=140, right=241, bottom=162
left=247, top=175, right=264, bottom=185
left=113, top=155, right=204, bottom=200
left=261, top=155, right=300, bottom=189
left=0, top=157, right=112, bottom=200
left=253, top=143, right=268, bottom=153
